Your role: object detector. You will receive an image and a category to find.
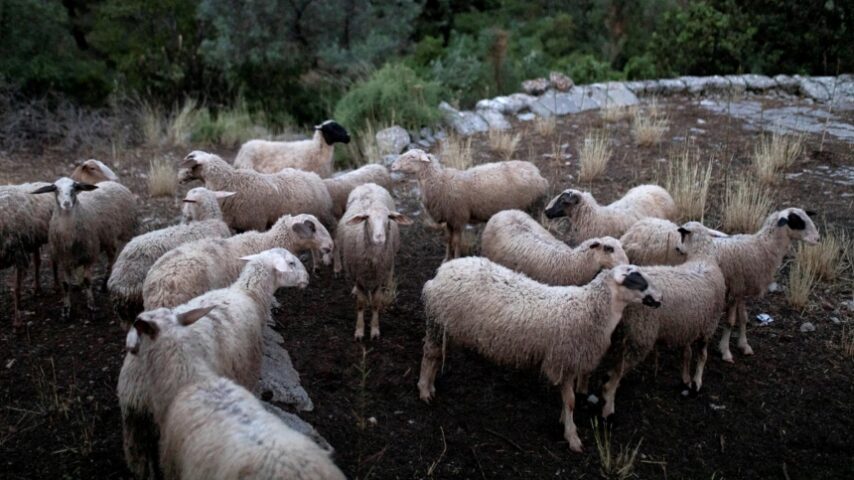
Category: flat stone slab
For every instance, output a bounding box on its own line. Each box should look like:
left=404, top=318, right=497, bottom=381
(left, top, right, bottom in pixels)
left=439, top=102, right=489, bottom=136
left=256, top=324, right=314, bottom=411
left=531, top=87, right=601, bottom=117
left=700, top=98, right=854, bottom=141
left=477, top=108, right=511, bottom=130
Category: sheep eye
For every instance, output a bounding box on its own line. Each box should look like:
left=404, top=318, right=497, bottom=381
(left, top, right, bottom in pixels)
left=604, top=245, right=614, bottom=253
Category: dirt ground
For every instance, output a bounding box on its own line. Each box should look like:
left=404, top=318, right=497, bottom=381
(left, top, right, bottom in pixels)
left=1, top=97, right=852, bottom=479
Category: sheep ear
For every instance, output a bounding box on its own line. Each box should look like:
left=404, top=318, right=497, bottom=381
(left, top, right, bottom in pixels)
left=563, top=191, right=579, bottom=205
left=125, top=328, right=141, bottom=354
left=417, top=151, right=431, bottom=162
left=677, top=227, right=690, bottom=242
left=389, top=212, right=413, bottom=225
left=131, top=317, right=159, bottom=350
left=179, top=157, right=199, bottom=169
left=589, top=241, right=601, bottom=249
left=346, top=214, right=369, bottom=225
left=240, top=253, right=259, bottom=262
left=74, top=182, right=98, bottom=191
left=214, top=191, right=236, bottom=199
left=777, top=217, right=788, bottom=227
left=620, top=271, right=649, bottom=291
left=292, top=221, right=314, bottom=239
left=177, top=306, right=216, bottom=326
left=804, top=210, right=817, bottom=217
left=787, top=212, right=806, bottom=230
left=31, top=184, right=57, bottom=194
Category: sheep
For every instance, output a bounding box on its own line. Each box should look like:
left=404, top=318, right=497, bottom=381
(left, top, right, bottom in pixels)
left=713, top=208, right=819, bottom=362
left=391, top=148, right=548, bottom=261
left=336, top=183, right=412, bottom=340
left=160, top=376, right=345, bottom=480
left=1, top=182, right=54, bottom=326
left=418, top=259, right=662, bottom=452
left=619, top=217, right=728, bottom=266
left=70, top=159, right=119, bottom=184
left=233, top=120, right=351, bottom=177
left=324, top=163, right=392, bottom=218
left=481, top=209, right=628, bottom=285
left=544, top=185, right=677, bottom=244
left=119, top=248, right=309, bottom=480
left=108, top=188, right=234, bottom=325
left=143, top=213, right=332, bottom=310
left=31, top=177, right=137, bottom=318
left=178, top=150, right=335, bottom=232
left=599, top=222, right=726, bottom=418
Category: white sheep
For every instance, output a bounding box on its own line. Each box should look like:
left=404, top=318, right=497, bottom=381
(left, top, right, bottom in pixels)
left=619, top=217, right=728, bottom=266
left=337, top=183, right=411, bottom=339
left=419, top=258, right=662, bottom=452
left=143, top=213, right=332, bottom=310
left=391, top=148, right=548, bottom=261
left=70, top=159, right=119, bottom=184
left=31, top=177, right=137, bottom=318
left=119, top=248, right=309, bottom=479
left=324, top=163, right=392, bottom=218
left=1, top=182, right=54, bottom=326
left=599, top=222, right=726, bottom=418
left=108, top=188, right=234, bottom=325
left=713, top=208, right=819, bottom=362
left=481, top=209, right=628, bottom=285
left=544, top=185, right=677, bottom=244
left=233, top=120, right=351, bottom=177
left=178, top=150, right=335, bottom=232
left=160, top=376, right=345, bottom=480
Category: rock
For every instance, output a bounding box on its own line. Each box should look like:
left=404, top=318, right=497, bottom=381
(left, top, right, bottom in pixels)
left=599, top=82, right=640, bottom=107
left=586, top=394, right=599, bottom=405
left=799, top=322, right=816, bottom=333
left=257, top=325, right=314, bottom=411
left=767, top=282, right=782, bottom=293
left=375, top=126, right=410, bottom=155
left=725, top=75, right=747, bottom=93
left=476, top=94, right=534, bottom=114
left=439, top=102, right=489, bottom=136
left=419, top=127, right=434, bottom=142
left=381, top=154, right=398, bottom=168
left=798, top=76, right=836, bottom=102
left=549, top=71, right=574, bottom=92
left=516, top=112, right=536, bottom=122
left=842, top=299, right=854, bottom=311
left=522, top=78, right=550, bottom=95
left=263, top=402, right=333, bottom=452
left=417, top=138, right=432, bottom=148
left=656, top=78, right=687, bottom=95
left=773, top=74, right=800, bottom=93
left=530, top=87, right=600, bottom=117
left=624, top=80, right=653, bottom=94
left=830, top=317, right=841, bottom=325
left=743, top=74, right=777, bottom=91
left=477, top=108, right=511, bottom=130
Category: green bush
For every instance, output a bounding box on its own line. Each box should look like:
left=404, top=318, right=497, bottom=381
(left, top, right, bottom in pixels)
left=554, top=53, right=623, bottom=85
left=334, top=63, right=442, bottom=133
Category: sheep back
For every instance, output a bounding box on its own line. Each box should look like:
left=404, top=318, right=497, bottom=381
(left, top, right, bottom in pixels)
left=234, top=132, right=335, bottom=177
left=324, top=164, right=392, bottom=218
left=0, top=183, right=54, bottom=269
left=619, top=218, right=684, bottom=266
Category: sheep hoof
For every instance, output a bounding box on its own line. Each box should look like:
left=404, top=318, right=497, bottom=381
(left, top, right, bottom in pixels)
left=690, top=381, right=702, bottom=394
left=370, top=328, right=380, bottom=340
left=721, top=351, right=734, bottom=363
left=61, top=306, right=71, bottom=320
left=739, top=344, right=754, bottom=356
left=568, top=437, right=583, bottom=453
left=418, top=388, right=434, bottom=403
left=354, top=330, right=364, bottom=341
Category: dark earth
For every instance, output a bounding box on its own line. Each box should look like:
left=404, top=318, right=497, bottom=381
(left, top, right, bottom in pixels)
left=1, top=97, right=852, bottom=479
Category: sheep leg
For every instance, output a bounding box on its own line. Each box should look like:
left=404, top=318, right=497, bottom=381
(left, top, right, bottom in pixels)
left=601, top=341, right=647, bottom=418
left=691, top=339, right=709, bottom=393
left=560, top=377, right=583, bottom=452
left=33, top=247, right=42, bottom=293
left=353, top=287, right=367, bottom=340
left=60, top=280, right=71, bottom=320
left=575, top=374, right=590, bottom=396
left=443, top=226, right=453, bottom=262
left=718, top=302, right=736, bottom=363
left=84, top=265, right=96, bottom=313
left=102, top=248, right=116, bottom=292
left=370, top=289, right=382, bottom=339
left=452, top=229, right=462, bottom=259
left=681, top=344, right=693, bottom=388
left=736, top=300, right=753, bottom=356
left=332, top=245, right=342, bottom=278
left=12, top=266, right=24, bottom=327
left=418, top=335, right=442, bottom=402
left=52, top=259, right=60, bottom=293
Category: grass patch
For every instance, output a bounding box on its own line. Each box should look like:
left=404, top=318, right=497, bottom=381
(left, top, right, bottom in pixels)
left=600, top=105, right=636, bottom=123
left=439, top=134, right=473, bottom=170
left=534, top=116, right=556, bottom=137
left=592, top=418, right=643, bottom=480
left=139, top=101, right=164, bottom=147
left=192, top=101, right=268, bottom=148
left=794, top=227, right=850, bottom=282
left=663, top=147, right=713, bottom=222
left=722, top=179, right=773, bottom=233
left=753, top=131, right=805, bottom=183
left=148, top=158, right=177, bottom=198
left=487, top=129, right=521, bottom=161
left=787, top=257, right=817, bottom=310
left=632, top=110, right=668, bottom=146
left=578, top=130, right=612, bottom=182
left=840, top=325, right=854, bottom=358
left=166, top=98, right=200, bottom=147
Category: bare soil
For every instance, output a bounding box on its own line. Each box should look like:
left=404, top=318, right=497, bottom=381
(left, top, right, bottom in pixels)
left=1, top=97, right=852, bottom=479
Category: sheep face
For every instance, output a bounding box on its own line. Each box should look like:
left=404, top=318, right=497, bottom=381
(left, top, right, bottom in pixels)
left=181, top=188, right=235, bottom=221
left=675, top=223, right=718, bottom=257
left=775, top=208, right=820, bottom=245
left=290, top=215, right=335, bottom=265
left=544, top=189, right=583, bottom=219
left=346, top=208, right=412, bottom=246
left=125, top=305, right=217, bottom=355
left=31, top=177, right=97, bottom=211
left=609, top=265, right=662, bottom=308
left=71, top=159, right=118, bottom=184
left=584, top=237, right=629, bottom=269
left=316, top=120, right=351, bottom=145
left=240, top=248, right=309, bottom=290
left=178, top=151, right=220, bottom=184
left=391, top=149, right=431, bottom=174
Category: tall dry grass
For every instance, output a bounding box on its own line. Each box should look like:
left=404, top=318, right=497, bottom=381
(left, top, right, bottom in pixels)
left=534, top=116, right=556, bottom=137
left=487, top=129, right=521, bottom=161
left=787, top=259, right=817, bottom=309
left=148, top=158, right=177, bottom=197
left=722, top=179, right=773, bottom=233
left=139, top=102, right=164, bottom=147
left=166, top=98, right=200, bottom=147
left=753, top=131, right=805, bottom=183
left=600, top=105, right=636, bottom=123
left=664, top=148, right=713, bottom=222
left=578, top=131, right=612, bottom=182
left=592, top=418, right=642, bottom=480
left=794, top=227, right=850, bottom=282
left=632, top=110, right=668, bottom=146
left=440, top=135, right=473, bottom=170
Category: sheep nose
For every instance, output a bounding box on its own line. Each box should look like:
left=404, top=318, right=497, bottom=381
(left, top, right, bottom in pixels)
left=642, top=295, right=661, bottom=308
left=61, top=201, right=72, bottom=210
left=372, top=233, right=386, bottom=244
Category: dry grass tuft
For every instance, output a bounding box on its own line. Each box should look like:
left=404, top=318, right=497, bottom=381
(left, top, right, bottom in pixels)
left=440, top=134, right=473, bottom=170
left=534, top=116, right=556, bottom=137
left=592, top=418, right=643, bottom=480
left=664, top=148, right=713, bottom=222
left=787, top=257, right=817, bottom=309
left=722, top=179, right=773, bottom=233
left=578, top=131, right=612, bottom=182
left=600, top=105, right=636, bottom=123
left=840, top=325, right=854, bottom=358
left=487, top=129, right=521, bottom=160
left=166, top=98, right=200, bottom=147
left=794, top=227, right=850, bottom=282
left=139, top=102, right=164, bottom=147
left=646, top=96, right=663, bottom=118
left=632, top=110, right=668, bottom=146
left=148, top=158, right=177, bottom=197
left=753, top=132, right=805, bottom=183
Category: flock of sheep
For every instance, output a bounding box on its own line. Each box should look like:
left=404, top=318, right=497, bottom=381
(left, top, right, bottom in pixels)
left=0, top=117, right=820, bottom=478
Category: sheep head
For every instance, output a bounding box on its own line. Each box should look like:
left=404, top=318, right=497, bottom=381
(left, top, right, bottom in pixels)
left=31, top=177, right=97, bottom=211
left=544, top=189, right=583, bottom=219
left=315, top=120, right=351, bottom=145
left=285, top=214, right=334, bottom=265
left=181, top=188, right=235, bottom=222
left=346, top=208, right=412, bottom=246
left=71, top=159, right=118, bottom=184
left=391, top=149, right=432, bottom=174
left=125, top=305, right=216, bottom=355
left=675, top=222, right=718, bottom=257
left=178, top=151, right=224, bottom=184
left=774, top=208, right=820, bottom=245
left=609, top=265, right=662, bottom=308
left=584, top=236, right=629, bottom=269
left=240, top=248, right=309, bottom=290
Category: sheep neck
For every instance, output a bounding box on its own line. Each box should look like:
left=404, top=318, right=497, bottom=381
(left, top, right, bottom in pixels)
left=756, top=223, right=793, bottom=264
left=191, top=196, right=223, bottom=221
left=200, top=159, right=234, bottom=190
left=234, top=262, right=278, bottom=306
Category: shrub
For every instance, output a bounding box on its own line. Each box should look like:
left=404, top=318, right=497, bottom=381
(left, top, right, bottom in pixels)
left=787, top=257, right=816, bottom=310
left=794, top=226, right=850, bottom=282
left=192, top=101, right=270, bottom=148
left=334, top=63, right=442, bottom=133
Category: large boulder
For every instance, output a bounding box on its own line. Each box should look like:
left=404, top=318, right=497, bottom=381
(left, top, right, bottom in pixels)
left=439, top=102, right=489, bottom=136
left=375, top=126, right=411, bottom=155
left=742, top=74, right=777, bottom=91
left=530, top=87, right=601, bottom=117
left=656, top=78, right=688, bottom=95
left=594, top=82, right=640, bottom=107
left=475, top=93, right=536, bottom=114
left=798, top=76, right=835, bottom=102
left=257, top=325, right=314, bottom=411
left=263, top=402, right=333, bottom=452
left=549, top=71, right=574, bottom=92
left=477, top=109, right=511, bottom=130
left=522, top=78, right=550, bottom=95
